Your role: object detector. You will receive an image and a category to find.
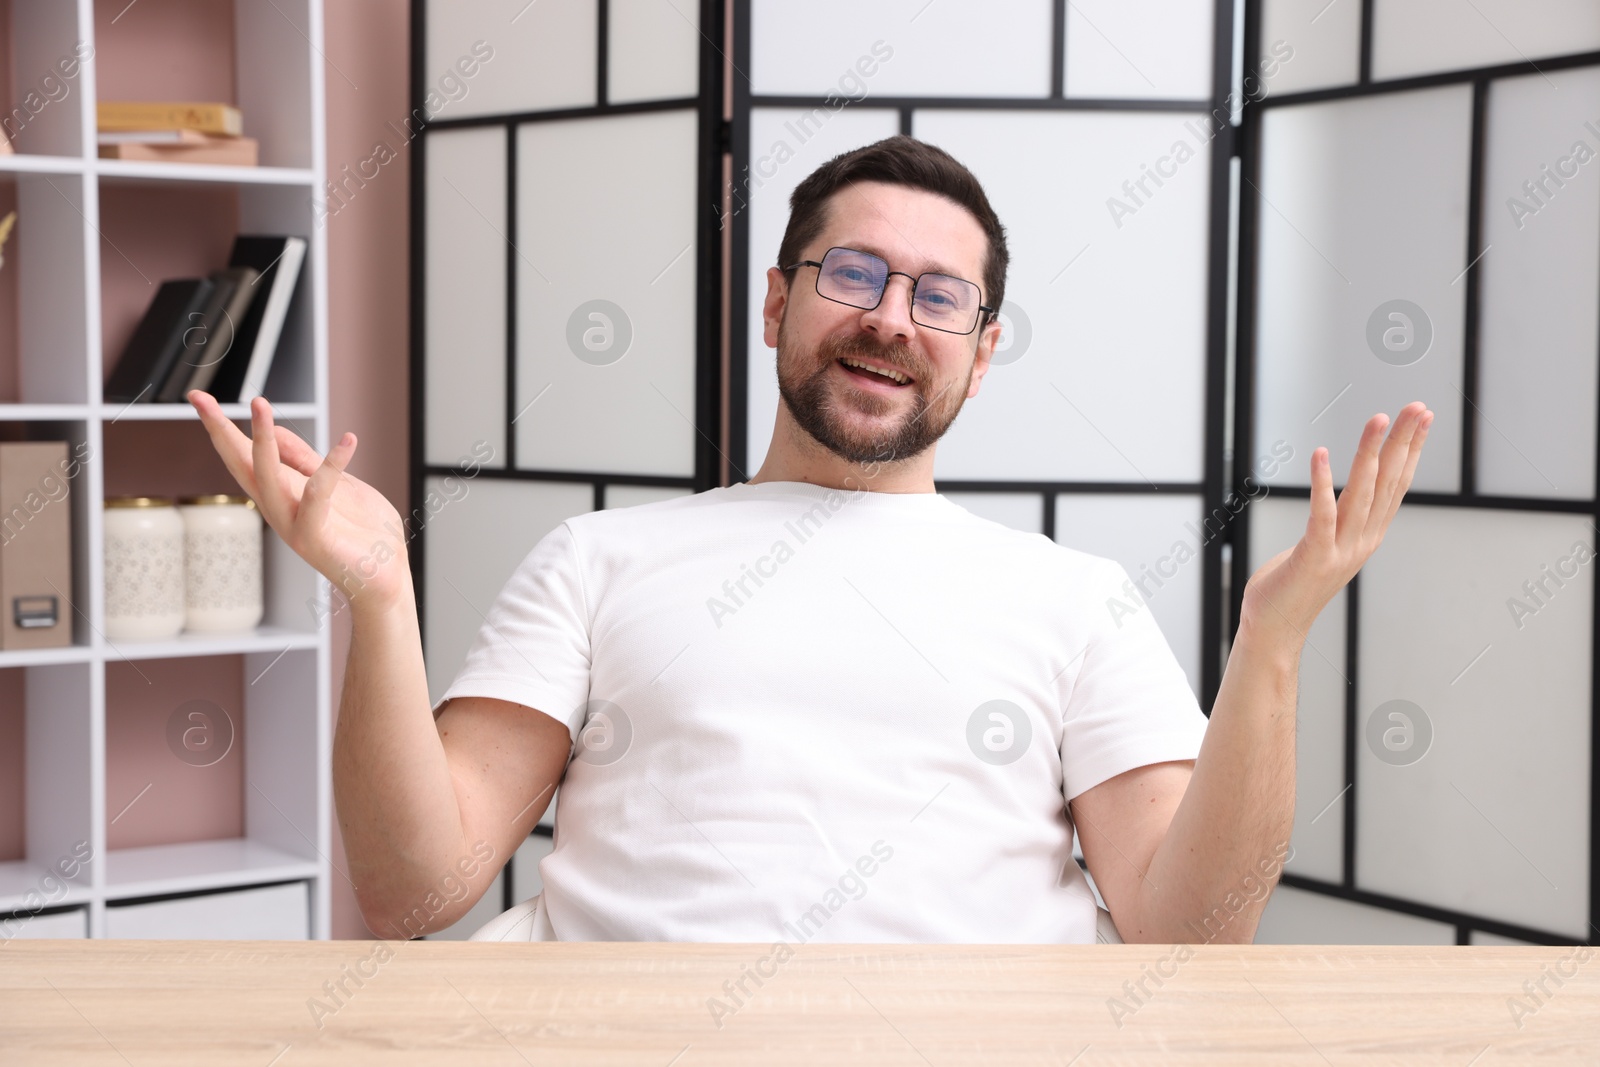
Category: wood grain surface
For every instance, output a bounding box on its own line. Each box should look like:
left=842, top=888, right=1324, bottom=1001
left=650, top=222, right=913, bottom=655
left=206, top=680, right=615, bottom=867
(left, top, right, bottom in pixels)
left=2, top=940, right=1597, bottom=1064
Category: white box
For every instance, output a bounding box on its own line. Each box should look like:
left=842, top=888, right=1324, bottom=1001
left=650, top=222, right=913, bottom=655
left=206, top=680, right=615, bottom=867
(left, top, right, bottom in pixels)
left=4, top=907, right=88, bottom=939
left=104, top=881, right=308, bottom=940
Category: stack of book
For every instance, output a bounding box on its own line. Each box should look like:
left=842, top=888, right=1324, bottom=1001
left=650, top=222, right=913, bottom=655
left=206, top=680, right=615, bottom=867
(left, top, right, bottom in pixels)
left=104, top=234, right=308, bottom=405
left=98, top=101, right=257, bottom=166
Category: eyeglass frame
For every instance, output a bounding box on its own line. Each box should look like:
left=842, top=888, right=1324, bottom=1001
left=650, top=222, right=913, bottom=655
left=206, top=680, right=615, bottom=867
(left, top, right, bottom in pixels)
left=779, top=245, right=998, bottom=336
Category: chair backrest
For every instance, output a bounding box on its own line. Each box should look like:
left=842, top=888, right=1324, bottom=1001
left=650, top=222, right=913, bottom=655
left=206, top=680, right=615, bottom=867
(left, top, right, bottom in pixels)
left=469, top=894, right=550, bottom=942
left=1094, top=904, right=1123, bottom=944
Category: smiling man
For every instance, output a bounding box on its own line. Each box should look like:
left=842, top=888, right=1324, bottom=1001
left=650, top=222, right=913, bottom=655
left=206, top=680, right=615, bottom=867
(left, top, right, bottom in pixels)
left=190, top=134, right=1433, bottom=946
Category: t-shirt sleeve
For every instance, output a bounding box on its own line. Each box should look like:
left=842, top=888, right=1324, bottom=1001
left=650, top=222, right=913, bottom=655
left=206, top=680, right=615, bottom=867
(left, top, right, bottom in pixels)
left=1058, top=558, right=1209, bottom=803
left=429, top=520, right=592, bottom=751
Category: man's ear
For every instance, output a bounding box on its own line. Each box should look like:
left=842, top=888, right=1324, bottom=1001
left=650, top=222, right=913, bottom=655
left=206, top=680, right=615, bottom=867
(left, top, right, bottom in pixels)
left=967, top=314, right=1001, bottom=398
left=762, top=266, right=790, bottom=349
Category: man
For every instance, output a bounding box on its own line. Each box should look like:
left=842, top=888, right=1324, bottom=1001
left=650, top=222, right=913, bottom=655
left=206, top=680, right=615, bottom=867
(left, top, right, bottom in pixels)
left=190, top=135, right=1433, bottom=944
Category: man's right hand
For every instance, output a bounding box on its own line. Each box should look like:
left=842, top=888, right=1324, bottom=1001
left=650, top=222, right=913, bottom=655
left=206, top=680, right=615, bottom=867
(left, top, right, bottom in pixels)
left=187, top=389, right=411, bottom=614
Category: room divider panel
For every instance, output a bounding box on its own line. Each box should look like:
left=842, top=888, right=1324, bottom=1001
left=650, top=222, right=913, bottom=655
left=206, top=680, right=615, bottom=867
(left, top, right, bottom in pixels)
left=1236, top=0, right=1600, bottom=945
left=412, top=0, right=1599, bottom=946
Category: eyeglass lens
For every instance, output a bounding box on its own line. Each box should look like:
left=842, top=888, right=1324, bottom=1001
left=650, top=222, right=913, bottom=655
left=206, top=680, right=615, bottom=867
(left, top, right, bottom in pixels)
left=817, top=247, right=980, bottom=333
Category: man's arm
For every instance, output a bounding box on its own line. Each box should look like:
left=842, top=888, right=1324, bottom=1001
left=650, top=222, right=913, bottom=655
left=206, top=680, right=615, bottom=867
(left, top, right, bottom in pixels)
left=1070, top=402, right=1433, bottom=945
left=184, top=388, right=573, bottom=940
left=1069, top=625, right=1298, bottom=945
left=336, top=576, right=572, bottom=939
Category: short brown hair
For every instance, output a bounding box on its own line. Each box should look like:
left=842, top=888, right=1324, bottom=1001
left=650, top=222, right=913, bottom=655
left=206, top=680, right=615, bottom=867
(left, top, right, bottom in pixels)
left=776, top=134, right=1009, bottom=327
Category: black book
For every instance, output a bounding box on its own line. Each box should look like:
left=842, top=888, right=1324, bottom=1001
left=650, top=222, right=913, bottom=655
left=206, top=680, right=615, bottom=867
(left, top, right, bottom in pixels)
left=104, top=278, right=216, bottom=404
left=154, top=266, right=259, bottom=402
left=206, top=235, right=307, bottom=403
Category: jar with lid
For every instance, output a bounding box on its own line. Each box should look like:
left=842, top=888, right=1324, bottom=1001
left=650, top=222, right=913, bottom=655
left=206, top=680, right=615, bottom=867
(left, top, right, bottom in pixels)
left=177, top=494, right=263, bottom=633
left=103, top=496, right=186, bottom=642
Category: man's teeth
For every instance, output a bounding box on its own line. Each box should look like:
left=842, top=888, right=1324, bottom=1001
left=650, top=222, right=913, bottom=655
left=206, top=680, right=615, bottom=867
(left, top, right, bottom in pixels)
left=840, top=357, right=910, bottom=384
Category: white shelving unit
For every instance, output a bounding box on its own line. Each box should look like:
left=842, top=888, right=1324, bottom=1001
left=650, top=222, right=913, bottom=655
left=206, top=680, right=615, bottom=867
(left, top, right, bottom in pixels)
left=0, top=0, right=332, bottom=939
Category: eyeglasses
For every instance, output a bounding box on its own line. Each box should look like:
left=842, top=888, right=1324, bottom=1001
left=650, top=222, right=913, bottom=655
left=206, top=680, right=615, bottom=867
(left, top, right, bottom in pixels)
left=780, top=246, right=996, bottom=336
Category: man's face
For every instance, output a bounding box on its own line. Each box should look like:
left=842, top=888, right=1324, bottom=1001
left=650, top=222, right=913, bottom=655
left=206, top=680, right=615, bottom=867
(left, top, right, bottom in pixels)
left=764, top=181, right=1000, bottom=466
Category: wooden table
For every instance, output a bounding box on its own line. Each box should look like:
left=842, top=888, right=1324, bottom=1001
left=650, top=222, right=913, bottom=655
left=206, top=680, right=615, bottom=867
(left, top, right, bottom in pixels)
left=3, top=940, right=1597, bottom=1064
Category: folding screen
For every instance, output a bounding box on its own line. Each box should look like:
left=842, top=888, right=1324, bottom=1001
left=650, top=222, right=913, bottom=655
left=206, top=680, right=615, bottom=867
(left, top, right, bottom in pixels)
left=412, top=0, right=1599, bottom=947
left=1240, top=0, right=1600, bottom=945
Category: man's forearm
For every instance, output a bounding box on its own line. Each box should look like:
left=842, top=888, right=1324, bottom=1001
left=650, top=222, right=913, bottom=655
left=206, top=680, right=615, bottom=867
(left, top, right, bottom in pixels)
left=332, top=572, right=472, bottom=934
left=1135, top=618, right=1303, bottom=944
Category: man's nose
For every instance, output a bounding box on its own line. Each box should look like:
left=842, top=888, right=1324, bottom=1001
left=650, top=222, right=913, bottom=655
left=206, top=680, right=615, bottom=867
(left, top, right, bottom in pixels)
left=859, top=272, right=917, bottom=342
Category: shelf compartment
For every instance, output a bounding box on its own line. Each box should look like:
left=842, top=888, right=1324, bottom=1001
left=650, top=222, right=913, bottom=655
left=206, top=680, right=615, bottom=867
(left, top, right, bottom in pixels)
left=0, top=662, right=95, bottom=915
left=97, top=179, right=319, bottom=408
left=91, top=0, right=315, bottom=171
left=1, top=0, right=90, bottom=159
left=0, top=417, right=93, bottom=648
left=104, top=647, right=322, bottom=895
left=0, top=171, right=93, bottom=404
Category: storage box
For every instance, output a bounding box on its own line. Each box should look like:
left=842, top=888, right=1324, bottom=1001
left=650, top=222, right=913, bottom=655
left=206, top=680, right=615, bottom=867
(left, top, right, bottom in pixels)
left=104, top=881, right=309, bottom=939
left=0, top=442, right=74, bottom=650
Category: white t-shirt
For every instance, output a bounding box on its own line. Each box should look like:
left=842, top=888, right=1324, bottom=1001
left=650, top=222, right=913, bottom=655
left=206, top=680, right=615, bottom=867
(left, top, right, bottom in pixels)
left=432, top=479, right=1208, bottom=943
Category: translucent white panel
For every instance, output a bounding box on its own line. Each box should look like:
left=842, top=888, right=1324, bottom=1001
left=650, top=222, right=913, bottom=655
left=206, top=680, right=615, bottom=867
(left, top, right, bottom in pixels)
left=941, top=491, right=1043, bottom=534
left=1259, top=0, right=1361, bottom=95
left=744, top=107, right=900, bottom=476
left=1052, top=493, right=1204, bottom=694
left=1255, top=884, right=1456, bottom=945
left=1471, top=929, right=1539, bottom=946
left=916, top=109, right=1210, bottom=484
left=515, top=110, right=698, bottom=477
left=425, top=127, right=507, bottom=469
left=1357, top=506, right=1592, bottom=939
left=750, top=0, right=1050, bottom=98
left=604, top=484, right=695, bottom=509
left=1476, top=67, right=1600, bottom=500
left=425, top=0, right=596, bottom=119
left=608, top=0, right=699, bottom=104
left=1254, top=87, right=1471, bottom=495
left=1372, top=0, right=1600, bottom=82
left=1248, top=497, right=1347, bottom=885
left=422, top=477, right=593, bottom=705
left=1063, top=0, right=1213, bottom=101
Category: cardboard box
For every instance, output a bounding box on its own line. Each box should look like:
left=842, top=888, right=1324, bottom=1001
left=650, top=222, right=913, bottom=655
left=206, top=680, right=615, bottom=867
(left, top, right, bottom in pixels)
left=0, top=442, right=74, bottom=650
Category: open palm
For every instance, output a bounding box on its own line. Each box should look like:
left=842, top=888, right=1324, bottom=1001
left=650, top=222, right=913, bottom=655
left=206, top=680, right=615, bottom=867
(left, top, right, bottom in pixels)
left=1241, top=401, right=1434, bottom=643
left=188, top=390, right=410, bottom=611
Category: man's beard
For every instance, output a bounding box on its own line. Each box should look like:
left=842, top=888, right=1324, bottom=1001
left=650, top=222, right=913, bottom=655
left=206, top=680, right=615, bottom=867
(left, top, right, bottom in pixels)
left=774, top=316, right=973, bottom=467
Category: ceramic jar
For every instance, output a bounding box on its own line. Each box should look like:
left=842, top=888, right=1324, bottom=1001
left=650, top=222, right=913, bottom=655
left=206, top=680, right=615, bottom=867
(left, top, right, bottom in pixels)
left=103, top=496, right=185, bottom=642
left=177, top=494, right=263, bottom=633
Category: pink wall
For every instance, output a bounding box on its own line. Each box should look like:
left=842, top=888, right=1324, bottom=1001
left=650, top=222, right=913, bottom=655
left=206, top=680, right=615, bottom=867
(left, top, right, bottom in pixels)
left=322, top=0, right=411, bottom=939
